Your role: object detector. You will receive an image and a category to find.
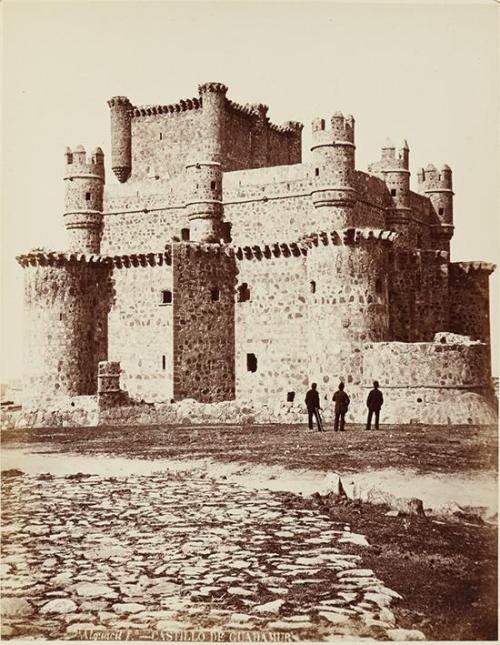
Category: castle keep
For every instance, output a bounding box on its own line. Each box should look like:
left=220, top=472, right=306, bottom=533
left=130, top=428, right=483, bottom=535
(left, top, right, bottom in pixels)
left=17, top=82, right=496, bottom=425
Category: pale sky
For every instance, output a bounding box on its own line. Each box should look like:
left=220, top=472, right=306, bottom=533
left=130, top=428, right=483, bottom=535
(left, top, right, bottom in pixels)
left=2, top=0, right=499, bottom=381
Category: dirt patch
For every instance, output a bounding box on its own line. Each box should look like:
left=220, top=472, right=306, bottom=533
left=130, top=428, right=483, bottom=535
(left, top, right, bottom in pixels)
left=276, top=491, right=498, bottom=641
left=1, top=423, right=497, bottom=475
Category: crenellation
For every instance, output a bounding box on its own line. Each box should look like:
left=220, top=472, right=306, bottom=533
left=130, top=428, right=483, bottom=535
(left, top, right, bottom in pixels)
left=16, top=81, right=496, bottom=424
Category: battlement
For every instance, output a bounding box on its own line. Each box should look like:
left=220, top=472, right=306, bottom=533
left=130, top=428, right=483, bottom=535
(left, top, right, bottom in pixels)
left=368, top=138, right=409, bottom=173
left=198, top=81, right=228, bottom=95
left=232, top=228, right=397, bottom=261
left=107, top=96, right=132, bottom=109
left=65, top=146, right=105, bottom=179
left=132, top=97, right=201, bottom=118
left=417, top=163, right=453, bottom=192
left=16, top=250, right=111, bottom=268
left=311, top=112, right=355, bottom=146
left=450, top=261, right=496, bottom=275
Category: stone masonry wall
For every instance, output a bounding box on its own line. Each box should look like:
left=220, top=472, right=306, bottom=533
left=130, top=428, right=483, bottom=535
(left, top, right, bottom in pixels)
left=307, top=239, right=391, bottom=345
left=235, top=254, right=308, bottom=402
left=21, top=260, right=112, bottom=406
left=361, top=335, right=496, bottom=425
left=130, top=110, right=204, bottom=182
left=172, top=244, right=237, bottom=402
left=107, top=261, right=174, bottom=402
left=449, top=264, right=493, bottom=346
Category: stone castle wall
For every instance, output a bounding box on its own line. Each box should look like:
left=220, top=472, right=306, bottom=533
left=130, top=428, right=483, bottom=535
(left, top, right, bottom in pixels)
left=449, top=263, right=494, bottom=345
left=361, top=335, right=496, bottom=425
left=107, top=255, right=174, bottom=402
left=172, top=244, right=237, bottom=402
left=130, top=109, right=203, bottom=182
left=235, top=253, right=309, bottom=402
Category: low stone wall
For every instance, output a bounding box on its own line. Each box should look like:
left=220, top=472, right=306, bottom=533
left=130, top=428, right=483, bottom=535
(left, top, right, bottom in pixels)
left=1, top=396, right=98, bottom=430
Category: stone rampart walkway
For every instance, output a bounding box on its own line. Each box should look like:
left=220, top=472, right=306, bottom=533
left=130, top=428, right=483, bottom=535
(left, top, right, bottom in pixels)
left=1, top=470, right=422, bottom=641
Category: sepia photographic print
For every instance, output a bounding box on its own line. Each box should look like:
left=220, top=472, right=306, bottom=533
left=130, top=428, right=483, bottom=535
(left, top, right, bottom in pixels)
left=1, top=1, right=498, bottom=643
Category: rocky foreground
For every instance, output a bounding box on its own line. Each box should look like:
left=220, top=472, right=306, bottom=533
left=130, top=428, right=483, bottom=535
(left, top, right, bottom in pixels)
left=1, top=468, right=425, bottom=641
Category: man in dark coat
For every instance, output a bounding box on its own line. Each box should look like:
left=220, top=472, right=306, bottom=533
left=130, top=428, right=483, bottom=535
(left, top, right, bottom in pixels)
left=332, top=382, right=350, bottom=432
left=305, top=383, right=323, bottom=431
left=366, top=380, right=383, bottom=430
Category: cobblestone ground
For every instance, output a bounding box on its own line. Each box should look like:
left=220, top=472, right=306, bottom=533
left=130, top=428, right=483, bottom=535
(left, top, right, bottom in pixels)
left=1, top=470, right=410, bottom=641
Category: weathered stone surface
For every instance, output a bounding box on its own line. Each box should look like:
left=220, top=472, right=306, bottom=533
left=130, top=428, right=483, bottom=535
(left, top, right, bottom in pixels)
left=1, top=597, right=34, bottom=617
left=1, top=467, right=411, bottom=641
left=40, top=599, right=78, bottom=614
left=112, top=602, right=146, bottom=615
left=386, top=628, right=426, bottom=641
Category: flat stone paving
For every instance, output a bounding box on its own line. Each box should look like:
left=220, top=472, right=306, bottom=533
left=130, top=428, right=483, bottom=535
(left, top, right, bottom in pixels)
left=1, top=470, right=411, bottom=641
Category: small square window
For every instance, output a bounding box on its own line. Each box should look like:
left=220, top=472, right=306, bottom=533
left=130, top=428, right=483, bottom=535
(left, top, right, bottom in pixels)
left=438, top=207, right=444, bottom=215
left=211, top=288, right=220, bottom=302
left=85, top=192, right=91, bottom=201
left=211, top=181, right=216, bottom=190
left=161, top=290, right=172, bottom=305
left=238, top=283, right=250, bottom=302
left=181, top=228, right=190, bottom=241
left=247, top=353, right=257, bottom=373
left=390, top=189, right=396, bottom=197
left=315, top=168, right=320, bottom=177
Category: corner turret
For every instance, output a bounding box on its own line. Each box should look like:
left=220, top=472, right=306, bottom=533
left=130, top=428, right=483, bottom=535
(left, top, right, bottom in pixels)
left=418, top=163, right=454, bottom=253
left=369, top=138, right=411, bottom=210
left=310, top=112, right=357, bottom=212
left=64, top=145, right=105, bottom=254
left=108, top=96, right=132, bottom=183
left=198, top=82, right=228, bottom=164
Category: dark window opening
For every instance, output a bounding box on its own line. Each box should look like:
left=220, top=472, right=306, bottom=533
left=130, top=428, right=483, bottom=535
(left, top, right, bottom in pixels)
left=417, top=397, right=423, bottom=403
left=438, top=207, right=444, bottom=215
left=59, top=313, right=63, bottom=321
left=247, top=353, right=257, bottom=373
left=315, top=168, right=320, bottom=177
left=221, top=221, right=232, bottom=243
left=238, top=283, right=250, bottom=302
left=85, top=192, right=91, bottom=201
left=211, top=288, right=220, bottom=302
left=390, top=189, right=397, bottom=197
left=310, top=280, right=316, bottom=294
left=320, top=119, right=325, bottom=130
left=181, top=228, right=190, bottom=241
left=287, top=391, right=295, bottom=403
left=375, top=278, right=383, bottom=294
left=161, top=290, right=172, bottom=305
left=162, top=355, right=166, bottom=370
left=159, top=133, right=163, bottom=140
left=211, top=181, right=216, bottom=190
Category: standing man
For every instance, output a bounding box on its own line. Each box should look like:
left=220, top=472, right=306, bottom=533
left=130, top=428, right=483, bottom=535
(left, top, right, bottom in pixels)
left=332, top=382, right=350, bottom=432
left=366, top=380, right=383, bottom=430
left=305, top=383, right=323, bottom=431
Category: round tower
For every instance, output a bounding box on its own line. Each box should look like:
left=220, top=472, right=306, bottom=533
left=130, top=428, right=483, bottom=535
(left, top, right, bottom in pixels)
left=418, top=163, right=454, bottom=253
left=16, top=253, right=112, bottom=406
left=184, top=161, right=224, bottom=242
left=64, top=146, right=105, bottom=254
left=310, top=112, right=357, bottom=219
left=198, top=82, right=227, bottom=165
left=108, top=96, right=132, bottom=183
left=382, top=139, right=411, bottom=210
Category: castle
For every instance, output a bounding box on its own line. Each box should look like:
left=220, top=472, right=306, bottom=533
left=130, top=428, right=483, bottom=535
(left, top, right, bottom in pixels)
left=16, top=82, right=497, bottom=426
